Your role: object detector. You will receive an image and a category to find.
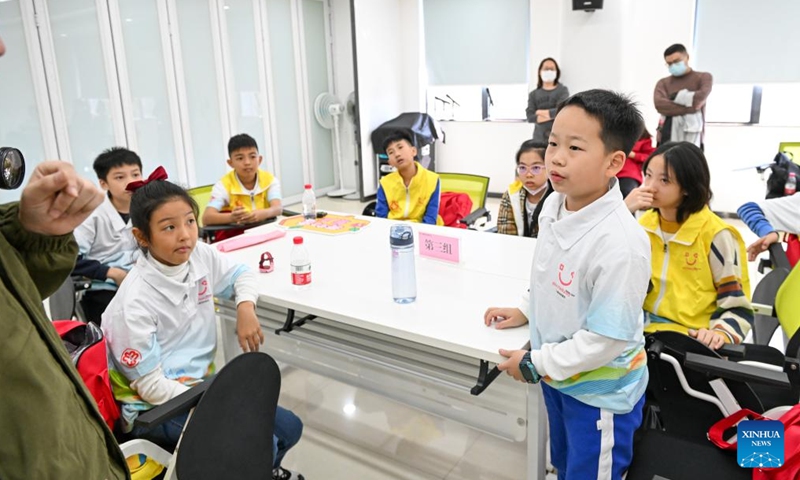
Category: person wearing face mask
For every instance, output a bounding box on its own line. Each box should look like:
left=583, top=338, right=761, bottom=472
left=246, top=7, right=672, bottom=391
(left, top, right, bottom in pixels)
left=526, top=58, right=570, bottom=143
left=654, top=44, right=713, bottom=148
left=496, top=140, right=554, bottom=237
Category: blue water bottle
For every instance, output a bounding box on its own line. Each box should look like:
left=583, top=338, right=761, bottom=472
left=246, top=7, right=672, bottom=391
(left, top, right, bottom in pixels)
left=390, top=224, right=417, bottom=304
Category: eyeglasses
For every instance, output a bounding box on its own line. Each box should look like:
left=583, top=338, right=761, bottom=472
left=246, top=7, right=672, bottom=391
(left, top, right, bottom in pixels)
left=259, top=251, right=275, bottom=273
left=517, top=165, right=545, bottom=176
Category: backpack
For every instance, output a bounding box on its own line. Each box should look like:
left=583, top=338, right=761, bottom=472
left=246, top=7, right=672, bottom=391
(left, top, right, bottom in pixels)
left=53, top=320, right=120, bottom=430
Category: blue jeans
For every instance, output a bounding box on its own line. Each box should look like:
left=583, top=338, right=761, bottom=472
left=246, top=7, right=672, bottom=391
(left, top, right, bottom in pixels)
left=131, top=406, right=303, bottom=468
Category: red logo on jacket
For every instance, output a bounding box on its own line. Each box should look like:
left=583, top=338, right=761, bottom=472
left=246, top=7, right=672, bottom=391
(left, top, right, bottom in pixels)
left=552, top=263, right=576, bottom=298
left=120, top=348, right=141, bottom=368
left=558, top=263, right=575, bottom=286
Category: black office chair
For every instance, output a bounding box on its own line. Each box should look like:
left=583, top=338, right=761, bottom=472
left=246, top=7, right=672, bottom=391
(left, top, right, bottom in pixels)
left=121, top=352, right=281, bottom=479
left=48, top=275, right=91, bottom=321
left=630, top=261, right=800, bottom=479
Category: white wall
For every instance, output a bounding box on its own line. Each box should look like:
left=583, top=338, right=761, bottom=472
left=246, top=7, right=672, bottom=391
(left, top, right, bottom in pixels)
left=705, top=125, right=800, bottom=212
left=436, top=122, right=532, bottom=193
left=432, top=0, right=799, bottom=212
left=351, top=0, right=425, bottom=197
left=330, top=0, right=358, bottom=192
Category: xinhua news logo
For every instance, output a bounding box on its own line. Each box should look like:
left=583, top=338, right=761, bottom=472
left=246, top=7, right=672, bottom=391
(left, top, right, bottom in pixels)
left=738, top=420, right=784, bottom=469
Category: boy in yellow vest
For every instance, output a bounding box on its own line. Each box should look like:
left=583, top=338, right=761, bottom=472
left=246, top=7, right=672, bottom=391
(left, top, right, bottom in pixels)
left=376, top=131, right=442, bottom=225
left=203, top=134, right=282, bottom=240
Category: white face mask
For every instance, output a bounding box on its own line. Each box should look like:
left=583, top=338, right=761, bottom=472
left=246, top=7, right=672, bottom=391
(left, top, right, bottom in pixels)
left=541, top=70, right=557, bottom=83
left=523, top=183, right=548, bottom=197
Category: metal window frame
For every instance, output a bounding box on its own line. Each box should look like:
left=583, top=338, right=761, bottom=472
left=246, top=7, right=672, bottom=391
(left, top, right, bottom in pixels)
left=19, top=0, right=60, bottom=159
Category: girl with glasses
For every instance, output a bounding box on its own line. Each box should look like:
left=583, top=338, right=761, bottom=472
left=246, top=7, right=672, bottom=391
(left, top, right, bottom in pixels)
left=497, top=140, right=553, bottom=237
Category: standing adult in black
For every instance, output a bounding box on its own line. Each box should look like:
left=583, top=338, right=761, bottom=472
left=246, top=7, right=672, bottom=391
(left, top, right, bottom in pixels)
left=526, top=57, right=570, bottom=143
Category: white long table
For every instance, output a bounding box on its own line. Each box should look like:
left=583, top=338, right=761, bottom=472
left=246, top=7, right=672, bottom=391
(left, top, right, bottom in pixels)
left=215, top=215, right=546, bottom=479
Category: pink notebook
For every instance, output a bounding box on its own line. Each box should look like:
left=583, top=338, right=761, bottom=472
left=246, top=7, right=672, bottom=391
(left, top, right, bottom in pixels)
left=215, top=230, right=286, bottom=252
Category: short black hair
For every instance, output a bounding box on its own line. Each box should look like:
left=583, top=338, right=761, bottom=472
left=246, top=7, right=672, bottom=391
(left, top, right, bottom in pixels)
left=643, top=141, right=712, bottom=223
left=536, top=57, right=561, bottom=89
left=515, top=140, right=547, bottom=164
left=93, top=147, right=142, bottom=181
left=664, top=43, right=687, bottom=57
left=381, top=130, right=414, bottom=153
left=556, top=89, right=644, bottom=154
left=228, top=133, right=259, bottom=156
left=130, top=180, right=199, bottom=249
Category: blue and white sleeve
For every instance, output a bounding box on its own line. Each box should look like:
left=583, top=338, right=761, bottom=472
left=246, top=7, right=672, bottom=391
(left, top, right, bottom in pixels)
left=737, top=202, right=774, bottom=237
left=376, top=185, right=389, bottom=218
left=585, top=249, right=651, bottom=342
left=422, top=179, right=441, bottom=225
left=205, top=243, right=259, bottom=305
left=207, top=181, right=230, bottom=212
left=756, top=194, right=800, bottom=234
left=267, top=179, right=282, bottom=202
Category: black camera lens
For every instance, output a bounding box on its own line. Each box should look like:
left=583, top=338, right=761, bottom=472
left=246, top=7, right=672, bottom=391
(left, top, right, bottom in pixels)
left=0, top=147, right=25, bottom=190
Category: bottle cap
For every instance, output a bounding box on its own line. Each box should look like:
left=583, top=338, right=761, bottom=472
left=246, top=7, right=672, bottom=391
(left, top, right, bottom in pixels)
left=389, top=224, right=414, bottom=247
left=293, top=236, right=303, bottom=245
left=304, top=184, right=312, bottom=189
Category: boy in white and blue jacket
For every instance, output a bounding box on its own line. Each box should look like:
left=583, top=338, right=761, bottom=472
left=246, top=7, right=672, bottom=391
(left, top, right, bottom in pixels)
left=485, top=90, right=652, bottom=480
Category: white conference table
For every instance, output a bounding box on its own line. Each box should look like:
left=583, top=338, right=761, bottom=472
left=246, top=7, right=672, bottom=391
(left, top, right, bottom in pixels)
left=215, top=214, right=546, bottom=479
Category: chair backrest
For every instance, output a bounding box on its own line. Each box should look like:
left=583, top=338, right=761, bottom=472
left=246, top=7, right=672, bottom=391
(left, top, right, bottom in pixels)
left=438, top=172, right=490, bottom=210
left=778, top=263, right=800, bottom=356
left=751, top=266, right=790, bottom=345
left=644, top=331, right=763, bottom=441
left=49, top=276, right=77, bottom=321
left=779, top=141, right=800, bottom=166
left=176, top=352, right=280, bottom=480
left=187, top=184, right=214, bottom=227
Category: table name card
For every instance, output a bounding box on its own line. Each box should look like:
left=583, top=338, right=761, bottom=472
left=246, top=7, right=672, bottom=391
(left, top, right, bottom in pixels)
left=419, top=232, right=460, bottom=263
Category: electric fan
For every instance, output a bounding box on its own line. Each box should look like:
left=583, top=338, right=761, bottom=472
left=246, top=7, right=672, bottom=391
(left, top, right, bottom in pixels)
left=313, top=93, right=354, bottom=197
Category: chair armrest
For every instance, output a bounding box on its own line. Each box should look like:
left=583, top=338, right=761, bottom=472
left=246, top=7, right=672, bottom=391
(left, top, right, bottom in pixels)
left=683, top=352, right=791, bottom=389
left=770, top=242, right=791, bottom=270
left=71, top=276, right=92, bottom=292
left=134, top=376, right=215, bottom=430
left=716, top=344, right=746, bottom=359
left=718, top=343, right=786, bottom=366
left=461, top=207, right=490, bottom=226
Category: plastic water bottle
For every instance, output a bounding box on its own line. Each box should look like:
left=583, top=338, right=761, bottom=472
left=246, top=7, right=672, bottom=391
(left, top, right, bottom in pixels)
left=302, top=184, right=316, bottom=220
left=785, top=172, right=797, bottom=196
left=290, top=236, right=311, bottom=289
left=390, top=224, right=416, bottom=304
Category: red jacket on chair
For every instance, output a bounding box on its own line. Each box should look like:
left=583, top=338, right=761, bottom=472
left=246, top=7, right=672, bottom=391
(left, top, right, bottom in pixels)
left=618, top=137, right=656, bottom=184
left=439, top=192, right=473, bottom=229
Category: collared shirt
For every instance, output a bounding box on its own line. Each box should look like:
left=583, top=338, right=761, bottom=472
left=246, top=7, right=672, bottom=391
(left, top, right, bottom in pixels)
left=102, top=242, right=256, bottom=429
left=521, top=180, right=652, bottom=413
left=74, top=196, right=139, bottom=276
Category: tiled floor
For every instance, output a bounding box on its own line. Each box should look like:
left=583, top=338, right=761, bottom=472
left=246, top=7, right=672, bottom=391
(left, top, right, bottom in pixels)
left=269, top=194, right=766, bottom=480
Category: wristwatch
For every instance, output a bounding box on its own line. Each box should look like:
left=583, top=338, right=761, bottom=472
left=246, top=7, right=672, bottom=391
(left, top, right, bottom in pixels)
left=519, top=351, right=541, bottom=384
